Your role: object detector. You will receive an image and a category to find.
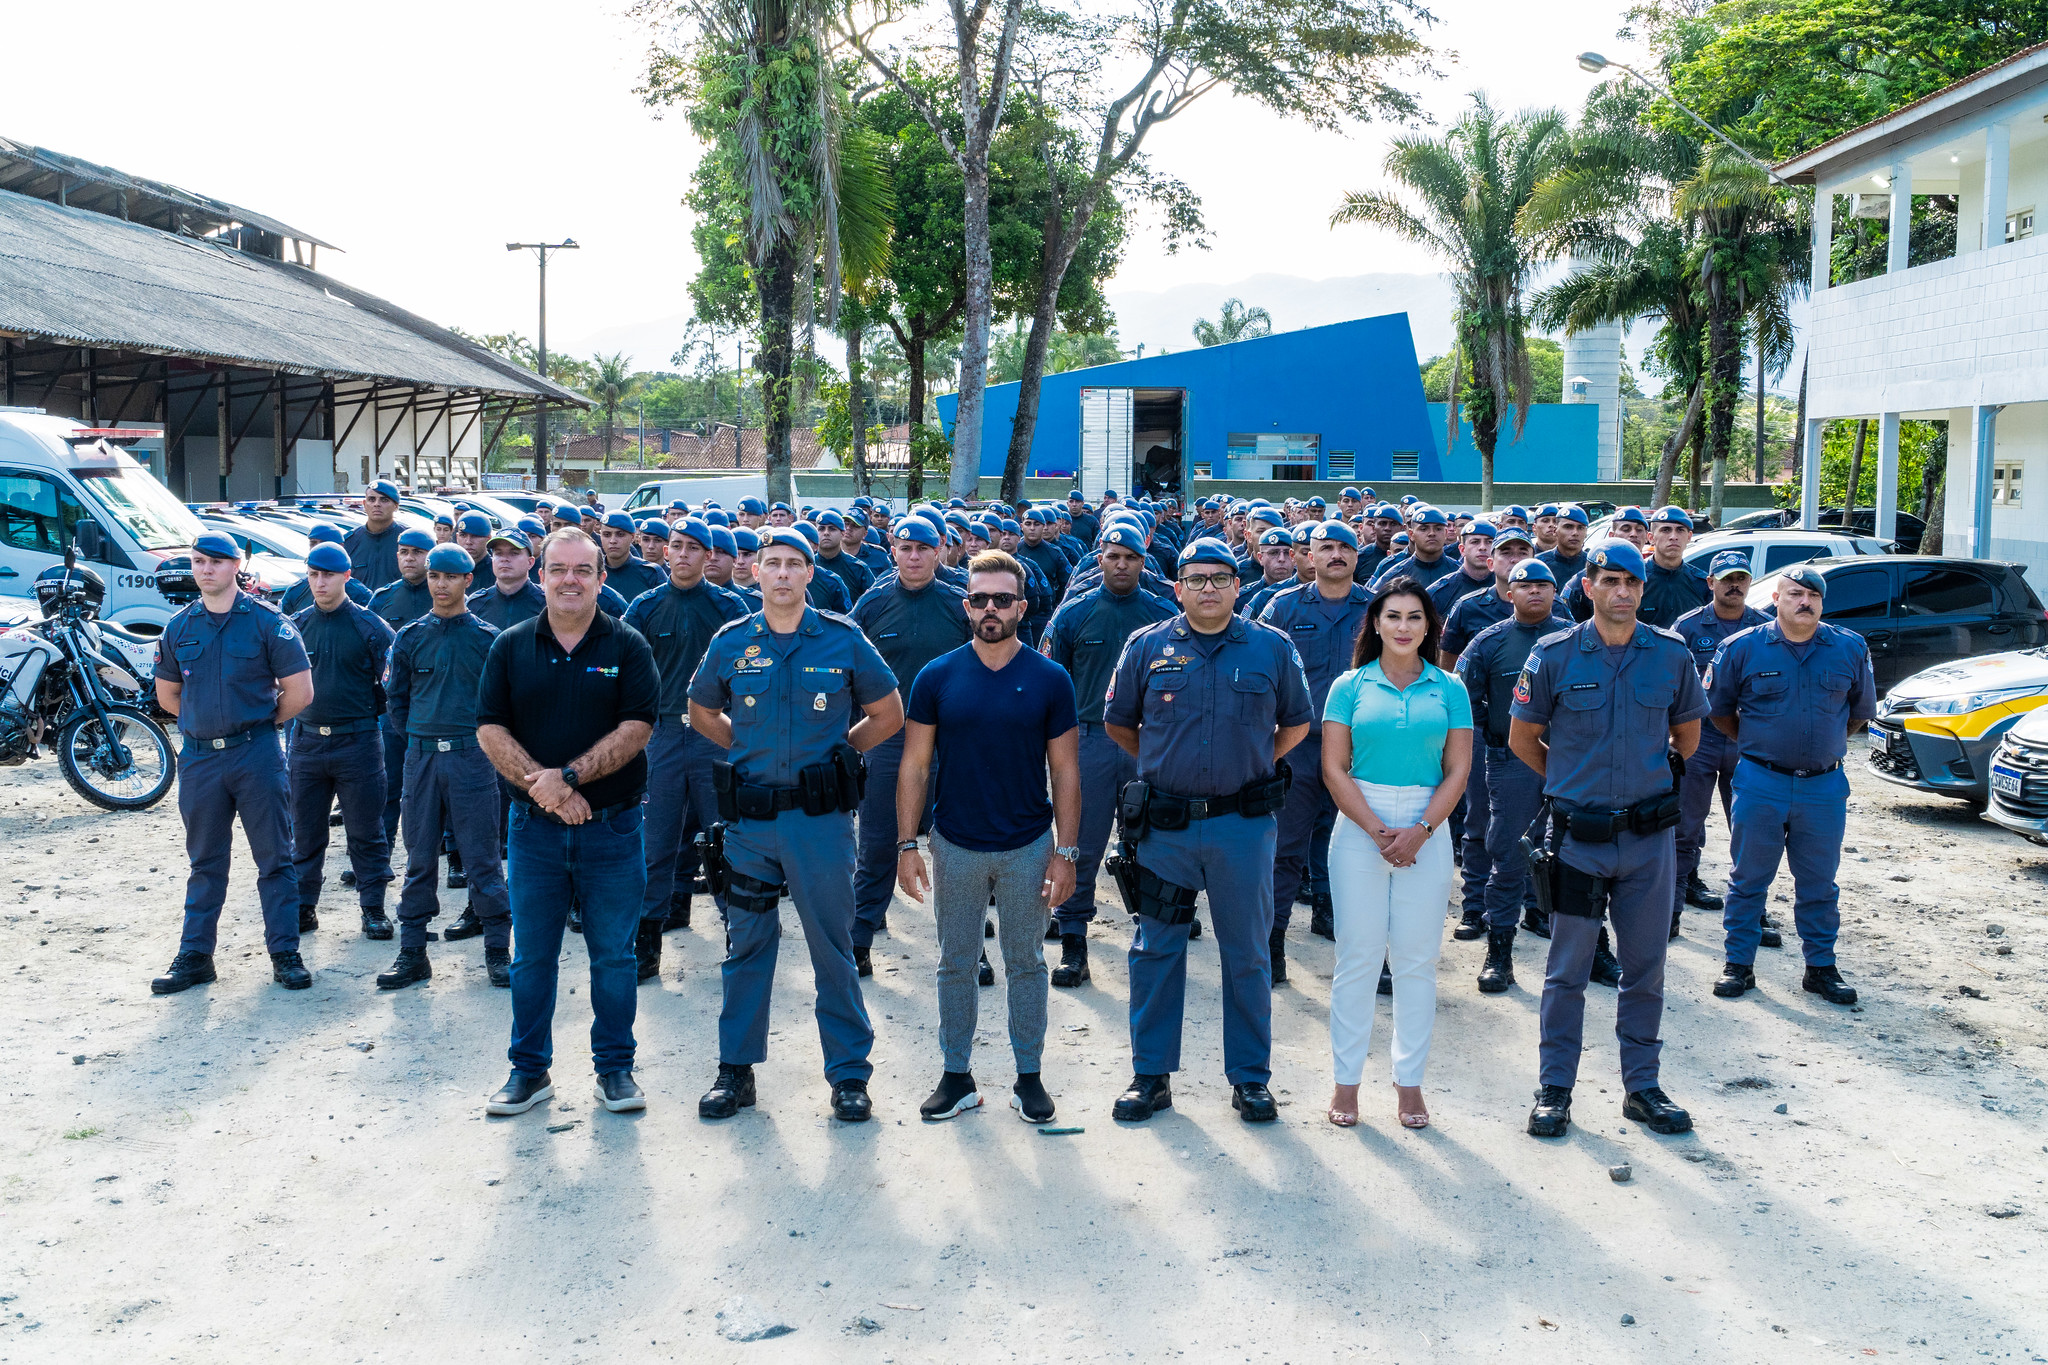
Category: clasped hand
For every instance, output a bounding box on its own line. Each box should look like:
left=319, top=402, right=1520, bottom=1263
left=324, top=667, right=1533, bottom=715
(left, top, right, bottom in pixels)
left=526, top=768, right=592, bottom=824
left=1371, top=821, right=1429, bottom=868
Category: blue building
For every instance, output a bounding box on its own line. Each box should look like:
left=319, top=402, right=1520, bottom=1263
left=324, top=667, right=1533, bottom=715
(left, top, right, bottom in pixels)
left=937, top=312, right=1597, bottom=499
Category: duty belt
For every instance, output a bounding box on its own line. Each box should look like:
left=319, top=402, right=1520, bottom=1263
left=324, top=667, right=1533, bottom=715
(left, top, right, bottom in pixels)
left=1156, top=788, right=1248, bottom=820
left=299, top=718, right=379, bottom=737
left=182, top=725, right=270, bottom=753
left=407, top=734, right=480, bottom=752
left=1747, top=756, right=1842, bottom=778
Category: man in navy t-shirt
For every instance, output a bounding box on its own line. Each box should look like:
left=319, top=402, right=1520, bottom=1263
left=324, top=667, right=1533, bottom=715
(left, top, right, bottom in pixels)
left=895, top=550, right=1081, bottom=1125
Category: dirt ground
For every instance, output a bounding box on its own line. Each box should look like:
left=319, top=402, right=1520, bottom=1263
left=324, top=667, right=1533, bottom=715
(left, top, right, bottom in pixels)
left=3, top=735, right=2045, bottom=1363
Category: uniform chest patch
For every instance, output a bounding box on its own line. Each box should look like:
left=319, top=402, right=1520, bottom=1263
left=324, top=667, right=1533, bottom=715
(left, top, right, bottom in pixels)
left=1568, top=682, right=1601, bottom=690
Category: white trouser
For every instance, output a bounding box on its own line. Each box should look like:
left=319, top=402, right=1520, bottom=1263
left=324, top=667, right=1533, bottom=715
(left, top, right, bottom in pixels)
left=1328, top=779, right=1454, bottom=1087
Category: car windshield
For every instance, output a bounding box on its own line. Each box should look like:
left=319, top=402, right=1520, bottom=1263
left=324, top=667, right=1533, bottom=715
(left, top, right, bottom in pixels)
left=209, top=517, right=310, bottom=558
left=73, top=466, right=208, bottom=551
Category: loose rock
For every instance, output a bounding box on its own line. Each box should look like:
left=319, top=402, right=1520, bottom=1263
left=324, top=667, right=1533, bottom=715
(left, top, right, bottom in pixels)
left=1609, top=1164, right=1632, bottom=1183
left=717, top=1296, right=794, bottom=1342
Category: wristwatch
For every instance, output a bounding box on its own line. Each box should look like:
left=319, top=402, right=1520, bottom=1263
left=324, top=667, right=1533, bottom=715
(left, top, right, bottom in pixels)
left=897, top=839, right=920, bottom=853
left=560, top=765, right=581, bottom=790
left=1055, top=845, right=1081, bottom=864
left=1416, top=818, right=1435, bottom=834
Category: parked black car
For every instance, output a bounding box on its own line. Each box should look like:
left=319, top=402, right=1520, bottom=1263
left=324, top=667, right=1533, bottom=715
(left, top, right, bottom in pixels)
left=1819, top=506, right=1926, bottom=553
left=1745, top=556, right=2046, bottom=690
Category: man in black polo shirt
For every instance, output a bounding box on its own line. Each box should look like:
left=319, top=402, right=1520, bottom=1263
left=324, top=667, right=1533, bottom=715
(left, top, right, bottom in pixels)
left=476, top=528, right=659, bottom=1118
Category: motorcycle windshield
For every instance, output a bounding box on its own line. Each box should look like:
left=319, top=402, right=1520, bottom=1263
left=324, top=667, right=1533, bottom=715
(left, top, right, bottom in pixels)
left=73, top=467, right=207, bottom=552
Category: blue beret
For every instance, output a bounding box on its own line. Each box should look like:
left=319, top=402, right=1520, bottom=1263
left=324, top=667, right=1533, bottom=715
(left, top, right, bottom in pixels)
left=944, top=512, right=972, bottom=532
left=790, top=520, right=820, bottom=546
left=1248, top=506, right=1284, bottom=528
left=576, top=506, right=602, bottom=523
left=1000, top=519, right=1020, bottom=535
left=1259, top=527, right=1293, bottom=548
left=433, top=512, right=454, bottom=527
left=1557, top=504, right=1590, bottom=525
left=947, top=497, right=966, bottom=509
left=816, top=509, right=845, bottom=529
left=1411, top=506, right=1450, bottom=526
left=192, top=531, right=242, bottom=560
left=1613, top=506, right=1649, bottom=526
left=1707, top=549, right=1754, bottom=580
left=1310, top=520, right=1359, bottom=550
left=1290, top=524, right=1315, bottom=545
left=1501, top=505, right=1531, bottom=521
left=1068, top=488, right=1084, bottom=500
left=738, top=496, right=767, bottom=515
left=732, top=528, right=761, bottom=553
left=1493, top=525, right=1533, bottom=548
left=602, top=511, right=636, bottom=533
left=516, top=517, right=546, bottom=537
left=1399, top=494, right=1419, bottom=506
left=1508, top=559, right=1556, bottom=585
left=1098, top=524, right=1146, bottom=554
left=306, top=522, right=344, bottom=545
left=759, top=528, right=813, bottom=562
left=852, top=495, right=874, bottom=508
left=668, top=499, right=690, bottom=512
left=1392, top=531, right=1410, bottom=547
left=771, top=502, right=793, bottom=515
left=456, top=513, right=492, bottom=537
left=704, top=509, right=731, bottom=527
left=397, top=527, right=436, bottom=551
left=1464, top=520, right=1498, bottom=539
left=367, top=479, right=402, bottom=502
left=1360, top=487, right=1377, bottom=499
left=1781, top=564, right=1828, bottom=596
left=1535, top=503, right=1561, bottom=518
left=427, top=545, right=474, bottom=575
left=1586, top=539, right=1647, bottom=579
left=1102, top=489, right=1118, bottom=500
left=1340, top=487, right=1362, bottom=500
left=670, top=517, right=716, bottom=552
left=305, top=543, right=350, bottom=572
left=708, top=526, right=738, bottom=558
left=892, top=518, right=940, bottom=548
left=1648, top=504, right=1691, bottom=526
left=1176, top=538, right=1239, bottom=572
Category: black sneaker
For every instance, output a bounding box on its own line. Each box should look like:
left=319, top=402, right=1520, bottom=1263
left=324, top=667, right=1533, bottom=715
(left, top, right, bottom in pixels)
left=978, top=951, right=994, bottom=987
left=831, top=1078, right=872, bottom=1123
left=1803, top=965, right=1858, bottom=1006
left=919, top=1071, right=981, bottom=1121
left=151, top=950, right=215, bottom=995
left=270, top=950, right=312, bottom=990
left=376, top=947, right=432, bottom=990
left=1527, top=1084, right=1573, bottom=1137
left=486, top=1070, right=553, bottom=1115
left=443, top=908, right=484, bottom=941
left=635, top=920, right=663, bottom=983
left=1113, top=1073, right=1172, bottom=1121
left=1590, top=929, right=1622, bottom=988
left=1268, top=924, right=1288, bottom=986
left=1452, top=906, right=1488, bottom=941
left=361, top=908, right=394, bottom=941
left=1713, top=961, right=1756, bottom=998
left=1011, top=1073, right=1055, bottom=1123
left=485, top=947, right=511, bottom=988
left=596, top=1070, right=647, bottom=1113
left=1050, top=934, right=1090, bottom=987
left=699, top=1063, right=756, bottom=1119
left=1231, top=1082, right=1278, bottom=1122
left=853, top=945, right=872, bottom=978
left=1684, top=872, right=1723, bottom=911
left=298, top=907, right=319, bottom=933
left=1622, top=1086, right=1693, bottom=1134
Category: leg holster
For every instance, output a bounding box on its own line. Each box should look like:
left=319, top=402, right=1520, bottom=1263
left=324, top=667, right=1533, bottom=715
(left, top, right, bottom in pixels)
left=694, top=822, right=729, bottom=897
left=1112, top=846, right=1198, bottom=926
left=725, top=869, right=781, bottom=915
left=1554, top=859, right=1612, bottom=921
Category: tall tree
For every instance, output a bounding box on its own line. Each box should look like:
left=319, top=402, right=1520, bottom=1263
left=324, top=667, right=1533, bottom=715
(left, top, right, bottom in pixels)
left=1191, top=298, right=1272, bottom=347
left=584, top=353, right=642, bottom=468
left=1334, top=95, right=1570, bottom=512
left=994, top=0, right=1433, bottom=504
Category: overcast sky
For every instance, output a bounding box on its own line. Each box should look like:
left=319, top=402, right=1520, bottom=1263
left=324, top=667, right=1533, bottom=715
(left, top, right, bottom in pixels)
left=9, top=0, right=1647, bottom=362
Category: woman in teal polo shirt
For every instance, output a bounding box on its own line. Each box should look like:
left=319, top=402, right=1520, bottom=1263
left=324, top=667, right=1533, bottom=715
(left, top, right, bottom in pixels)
left=1320, top=576, right=1473, bottom=1130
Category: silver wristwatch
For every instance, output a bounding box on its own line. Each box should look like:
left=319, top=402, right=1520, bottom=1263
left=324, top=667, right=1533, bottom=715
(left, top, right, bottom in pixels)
left=1055, top=845, right=1081, bottom=864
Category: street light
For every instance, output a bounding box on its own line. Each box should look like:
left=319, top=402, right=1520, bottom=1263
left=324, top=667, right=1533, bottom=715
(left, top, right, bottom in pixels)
left=507, top=238, right=579, bottom=490
left=1574, top=52, right=1783, bottom=184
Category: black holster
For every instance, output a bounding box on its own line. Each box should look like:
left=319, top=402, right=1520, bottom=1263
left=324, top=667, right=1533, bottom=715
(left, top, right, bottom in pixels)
left=796, top=758, right=837, bottom=816
left=1105, top=838, right=1144, bottom=916
left=1520, top=829, right=1559, bottom=919
left=1126, top=853, right=1200, bottom=926
left=712, top=760, right=738, bottom=821
left=1118, top=780, right=1151, bottom=843
left=1237, top=759, right=1291, bottom=817
left=725, top=861, right=781, bottom=914
left=694, top=822, right=729, bottom=897
left=832, top=742, right=866, bottom=809
left=1554, top=858, right=1612, bottom=921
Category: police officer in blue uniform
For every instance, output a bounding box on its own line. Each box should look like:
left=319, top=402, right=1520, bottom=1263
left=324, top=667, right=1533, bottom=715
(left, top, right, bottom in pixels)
left=1067, top=491, right=1100, bottom=547
left=379, top=544, right=514, bottom=990
left=1706, top=565, right=1876, bottom=1007
left=150, top=532, right=315, bottom=995
left=1455, top=559, right=1576, bottom=992
left=812, top=509, right=875, bottom=603
left=368, top=527, right=438, bottom=856
left=1670, top=550, right=1769, bottom=939
left=846, top=517, right=973, bottom=972
left=1103, top=539, right=1313, bottom=1123
left=1425, top=520, right=1498, bottom=619
left=1535, top=505, right=1591, bottom=584
left=290, top=542, right=397, bottom=940
left=343, top=479, right=407, bottom=591
left=278, top=524, right=374, bottom=614
left=597, top=510, right=665, bottom=603
left=1367, top=505, right=1456, bottom=590
left=624, top=518, right=749, bottom=979
left=690, top=529, right=905, bottom=1122
left=1257, top=521, right=1372, bottom=975
left=467, top=530, right=547, bottom=629
left=1509, top=539, right=1708, bottom=1138
left=1562, top=507, right=1706, bottom=628
left=1039, top=522, right=1178, bottom=984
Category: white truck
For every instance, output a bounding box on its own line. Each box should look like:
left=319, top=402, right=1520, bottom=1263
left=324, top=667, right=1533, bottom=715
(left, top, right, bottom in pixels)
left=0, top=409, right=218, bottom=635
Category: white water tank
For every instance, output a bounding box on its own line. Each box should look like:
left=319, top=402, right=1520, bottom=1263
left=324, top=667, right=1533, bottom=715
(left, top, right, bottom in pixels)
left=1561, top=323, right=1623, bottom=480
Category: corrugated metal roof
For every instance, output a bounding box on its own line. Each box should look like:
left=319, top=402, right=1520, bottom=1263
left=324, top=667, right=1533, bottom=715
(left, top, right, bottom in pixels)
left=0, top=188, right=586, bottom=404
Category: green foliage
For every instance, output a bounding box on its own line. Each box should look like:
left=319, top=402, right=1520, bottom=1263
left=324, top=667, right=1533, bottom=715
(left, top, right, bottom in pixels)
left=1831, top=193, right=1961, bottom=284
left=814, top=376, right=884, bottom=463
left=1420, top=337, right=1562, bottom=403
left=990, top=324, right=1120, bottom=382
left=1192, top=299, right=1273, bottom=347
left=1777, top=417, right=1943, bottom=510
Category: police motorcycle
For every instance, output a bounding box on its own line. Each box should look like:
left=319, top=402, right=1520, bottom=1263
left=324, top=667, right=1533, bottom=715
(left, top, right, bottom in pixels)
left=0, top=528, right=178, bottom=810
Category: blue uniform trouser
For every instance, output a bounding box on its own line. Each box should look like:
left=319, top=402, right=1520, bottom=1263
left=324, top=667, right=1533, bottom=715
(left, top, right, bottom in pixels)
left=289, top=728, right=391, bottom=912
left=396, top=744, right=511, bottom=950
left=1458, top=742, right=1491, bottom=919
left=506, top=802, right=645, bottom=1078
left=1270, top=733, right=1332, bottom=931
left=1538, top=829, right=1674, bottom=1092
left=1056, top=724, right=1137, bottom=934
left=720, top=809, right=875, bottom=1084
left=637, top=719, right=727, bottom=923
left=1127, top=813, right=1279, bottom=1085
left=1722, top=760, right=1848, bottom=968
left=379, top=719, right=406, bottom=860
left=1482, top=745, right=1545, bottom=929
left=1307, top=804, right=1333, bottom=900
left=853, top=733, right=913, bottom=947
left=1674, top=724, right=1738, bottom=916
left=177, top=735, right=300, bottom=956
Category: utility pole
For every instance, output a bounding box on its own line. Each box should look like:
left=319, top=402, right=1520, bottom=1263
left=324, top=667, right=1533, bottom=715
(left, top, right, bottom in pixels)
left=637, top=396, right=646, bottom=470
left=506, top=239, right=578, bottom=490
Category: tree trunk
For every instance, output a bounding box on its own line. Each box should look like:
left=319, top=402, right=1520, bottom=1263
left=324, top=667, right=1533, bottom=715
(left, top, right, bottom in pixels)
left=906, top=333, right=927, bottom=425
left=847, top=321, right=870, bottom=496
left=1688, top=418, right=1703, bottom=510
left=1922, top=463, right=1947, bottom=555
left=1788, top=356, right=1807, bottom=489
left=1000, top=266, right=1063, bottom=507
left=1754, top=332, right=1767, bottom=482
left=1704, top=295, right=1743, bottom=523
left=602, top=416, right=613, bottom=470
left=951, top=161, right=992, bottom=499
left=1473, top=398, right=1498, bottom=515
left=1919, top=419, right=1948, bottom=554
left=757, top=235, right=798, bottom=507
left=1845, top=418, right=1869, bottom=515
left=1651, top=380, right=1704, bottom=509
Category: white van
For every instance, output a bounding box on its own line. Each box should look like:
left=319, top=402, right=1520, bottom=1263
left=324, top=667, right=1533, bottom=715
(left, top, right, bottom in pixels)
left=0, top=409, right=216, bottom=635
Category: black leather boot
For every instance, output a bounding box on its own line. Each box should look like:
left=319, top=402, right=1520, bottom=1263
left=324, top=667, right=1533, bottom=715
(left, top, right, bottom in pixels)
left=445, top=850, right=466, bottom=890
left=1477, top=927, right=1515, bottom=994
left=298, top=907, right=319, bottom=933
left=1591, top=927, right=1622, bottom=988
left=699, top=1063, right=756, bottom=1118
left=485, top=947, right=511, bottom=988
left=377, top=947, right=432, bottom=990
left=151, top=951, right=215, bottom=995
left=361, top=907, right=394, bottom=940
left=1268, top=924, right=1288, bottom=986
left=1521, top=906, right=1551, bottom=938
left=1713, top=961, right=1756, bottom=998
left=270, top=950, right=311, bottom=990
left=1527, top=1084, right=1573, bottom=1137
left=1452, top=906, right=1487, bottom=941
left=636, top=920, right=662, bottom=982
left=1684, top=872, right=1723, bottom=911
left=1309, top=891, right=1334, bottom=941
left=444, top=908, right=484, bottom=941
left=1050, top=934, right=1090, bottom=987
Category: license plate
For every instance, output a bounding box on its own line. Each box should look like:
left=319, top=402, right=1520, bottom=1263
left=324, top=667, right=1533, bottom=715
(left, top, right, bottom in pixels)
left=1992, top=766, right=2025, bottom=799
left=1872, top=728, right=1901, bottom=755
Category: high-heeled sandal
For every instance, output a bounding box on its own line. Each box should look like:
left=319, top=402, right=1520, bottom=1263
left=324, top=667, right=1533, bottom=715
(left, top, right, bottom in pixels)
left=1328, top=1106, right=1358, bottom=1127
left=1396, top=1086, right=1429, bottom=1129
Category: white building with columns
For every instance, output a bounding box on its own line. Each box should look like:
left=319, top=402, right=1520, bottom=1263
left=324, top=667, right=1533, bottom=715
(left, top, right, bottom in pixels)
left=1777, top=42, right=2048, bottom=582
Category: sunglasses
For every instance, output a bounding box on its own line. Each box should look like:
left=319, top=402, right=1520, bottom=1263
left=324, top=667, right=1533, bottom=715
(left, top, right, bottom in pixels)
left=966, top=592, right=1019, bottom=610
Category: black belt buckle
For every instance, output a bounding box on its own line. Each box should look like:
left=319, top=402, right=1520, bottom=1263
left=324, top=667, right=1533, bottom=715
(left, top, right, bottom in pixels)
left=1185, top=797, right=1210, bottom=821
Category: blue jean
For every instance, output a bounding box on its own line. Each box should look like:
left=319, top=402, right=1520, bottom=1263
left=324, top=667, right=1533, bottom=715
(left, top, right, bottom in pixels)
left=1722, top=760, right=1848, bottom=967
left=506, top=802, right=647, bottom=1077
left=1270, top=733, right=1332, bottom=931
left=177, top=735, right=299, bottom=955
left=1056, top=724, right=1137, bottom=933
left=853, top=732, right=930, bottom=947
left=396, top=745, right=510, bottom=950
left=1482, top=745, right=1545, bottom=929
left=1674, top=724, right=1738, bottom=915
left=638, top=719, right=726, bottom=922
left=1127, top=813, right=1278, bottom=1085
left=289, top=728, right=390, bottom=911
left=1538, top=828, right=1674, bottom=1092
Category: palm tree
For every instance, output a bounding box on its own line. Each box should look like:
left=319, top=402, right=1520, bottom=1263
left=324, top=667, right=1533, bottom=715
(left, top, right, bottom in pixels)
left=1332, top=94, right=1571, bottom=511
left=584, top=353, right=641, bottom=468
left=1192, top=299, right=1273, bottom=348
